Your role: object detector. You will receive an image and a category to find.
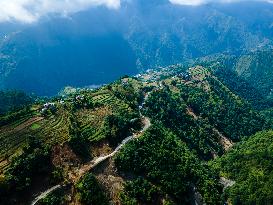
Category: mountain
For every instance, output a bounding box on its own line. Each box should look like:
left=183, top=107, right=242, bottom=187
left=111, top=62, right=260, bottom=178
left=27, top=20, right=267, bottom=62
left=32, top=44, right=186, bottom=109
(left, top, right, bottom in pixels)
left=0, top=65, right=271, bottom=204
left=231, top=50, right=273, bottom=99
left=193, top=49, right=273, bottom=109
left=0, top=1, right=273, bottom=95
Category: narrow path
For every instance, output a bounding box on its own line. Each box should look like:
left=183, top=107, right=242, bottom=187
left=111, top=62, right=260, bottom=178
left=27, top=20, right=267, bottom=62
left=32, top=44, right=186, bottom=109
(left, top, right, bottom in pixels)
left=31, top=185, right=61, bottom=205
left=213, top=128, right=234, bottom=151
left=30, top=92, right=152, bottom=205
left=220, top=177, right=235, bottom=189
left=186, top=107, right=198, bottom=120
left=71, top=116, right=151, bottom=183
left=186, top=106, right=234, bottom=152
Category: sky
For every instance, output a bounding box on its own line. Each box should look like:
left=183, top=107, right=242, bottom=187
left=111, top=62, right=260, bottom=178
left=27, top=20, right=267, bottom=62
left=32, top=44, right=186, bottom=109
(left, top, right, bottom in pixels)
left=0, top=0, right=272, bottom=23
left=0, top=0, right=121, bottom=23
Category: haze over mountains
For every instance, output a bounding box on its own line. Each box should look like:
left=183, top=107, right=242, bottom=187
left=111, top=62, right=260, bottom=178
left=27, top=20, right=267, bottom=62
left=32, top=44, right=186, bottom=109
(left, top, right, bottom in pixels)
left=0, top=0, right=273, bottom=95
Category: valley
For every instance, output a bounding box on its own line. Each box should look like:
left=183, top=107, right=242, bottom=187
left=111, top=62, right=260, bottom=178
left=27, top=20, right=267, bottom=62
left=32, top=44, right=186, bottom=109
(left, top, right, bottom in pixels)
left=0, top=1, right=273, bottom=95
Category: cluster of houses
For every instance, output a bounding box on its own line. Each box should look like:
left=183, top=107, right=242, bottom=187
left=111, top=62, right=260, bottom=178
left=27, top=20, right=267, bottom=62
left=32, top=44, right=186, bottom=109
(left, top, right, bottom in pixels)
left=74, top=95, right=90, bottom=108
left=41, top=102, right=56, bottom=114
left=75, top=95, right=85, bottom=101
left=177, top=71, right=192, bottom=81
left=135, top=71, right=161, bottom=83
left=132, top=65, right=196, bottom=89
left=135, top=65, right=193, bottom=83
left=121, top=78, right=129, bottom=86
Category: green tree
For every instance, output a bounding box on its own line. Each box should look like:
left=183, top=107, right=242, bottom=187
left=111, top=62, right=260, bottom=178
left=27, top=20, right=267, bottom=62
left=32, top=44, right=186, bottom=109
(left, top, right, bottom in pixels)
left=76, top=173, right=108, bottom=205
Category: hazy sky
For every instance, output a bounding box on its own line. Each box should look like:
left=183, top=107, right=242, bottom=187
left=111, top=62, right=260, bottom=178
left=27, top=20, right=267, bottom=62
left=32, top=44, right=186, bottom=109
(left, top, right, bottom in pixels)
left=0, top=0, right=272, bottom=23
left=0, top=0, right=121, bottom=23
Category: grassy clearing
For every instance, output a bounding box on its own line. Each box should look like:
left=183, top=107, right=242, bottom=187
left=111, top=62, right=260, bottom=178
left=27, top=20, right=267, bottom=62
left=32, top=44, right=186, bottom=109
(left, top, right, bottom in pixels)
left=31, top=123, right=41, bottom=130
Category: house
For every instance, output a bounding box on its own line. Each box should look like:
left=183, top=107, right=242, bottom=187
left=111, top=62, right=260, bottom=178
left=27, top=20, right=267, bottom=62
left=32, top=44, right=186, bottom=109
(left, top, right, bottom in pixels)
left=178, top=72, right=191, bottom=81
left=121, top=78, right=129, bottom=86
left=43, top=102, right=55, bottom=109
left=75, top=95, right=84, bottom=101
left=41, top=102, right=56, bottom=114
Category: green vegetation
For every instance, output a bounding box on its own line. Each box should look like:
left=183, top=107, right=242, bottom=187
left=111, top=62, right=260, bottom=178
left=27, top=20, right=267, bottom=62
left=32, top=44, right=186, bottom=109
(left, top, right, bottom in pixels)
left=76, top=173, right=109, bottom=205
left=0, top=78, right=142, bottom=171
left=120, top=178, right=160, bottom=205
left=199, top=50, right=273, bottom=110
left=112, top=78, right=142, bottom=109
left=68, top=114, right=91, bottom=160
left=5, top=136, right=51, bottom=191
left=233, top=50, right=273, bottom=99
left=180, top=75, right=268, bottom=141
left=72, top=94, right=94, bottom=110
left=115, top=125, right=222, bottom=204
left=143, top=88, right=223, bottom=158
left=31, top=123, right=41, bottom=130
left=214, top=130, right=273, bottom=205
left=0, top=90, right=32, bottom=115
left=0, top=67, right=273, bottom=205
left=214, top=67, right=273, bottom=109
left=0, top=137, right=52, bottom=204
left=0, top=106, right=33, bottom=126
left=40, top=189, right=66, bottom=205
left=104, top=113, right=141, bottom=146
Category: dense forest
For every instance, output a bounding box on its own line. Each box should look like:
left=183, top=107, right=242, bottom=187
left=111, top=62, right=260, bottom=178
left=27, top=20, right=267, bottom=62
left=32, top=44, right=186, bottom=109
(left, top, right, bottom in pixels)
left=115, top=125, right=222, bottom=204
left=0, top=90, right=32, bottom=114
left=214, top=130, right=273, bottom=205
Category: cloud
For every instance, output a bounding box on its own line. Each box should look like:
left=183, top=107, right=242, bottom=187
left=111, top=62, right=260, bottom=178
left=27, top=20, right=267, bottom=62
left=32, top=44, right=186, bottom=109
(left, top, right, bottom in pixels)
left=0, top=0, right=121, bottom=23
left=169, top=0, right=273, bottom=5
left=0, top=0, right=272, bottom=23
left=169, top=0, right=206, bottom=5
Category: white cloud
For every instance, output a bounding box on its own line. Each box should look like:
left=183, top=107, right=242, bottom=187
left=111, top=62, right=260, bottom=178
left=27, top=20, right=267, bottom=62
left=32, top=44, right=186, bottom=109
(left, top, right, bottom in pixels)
left=0, top=0, right=272, bottom=23
left=170, top=0, right=206, bottom=5
left=0, top=0, right=121, bottom=23
left=169, top=0, right=273, bottom=5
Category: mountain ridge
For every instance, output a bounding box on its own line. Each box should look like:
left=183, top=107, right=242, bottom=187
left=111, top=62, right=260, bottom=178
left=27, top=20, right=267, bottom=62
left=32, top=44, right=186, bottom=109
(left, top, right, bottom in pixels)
left=0, top=1, right=273, bottom=95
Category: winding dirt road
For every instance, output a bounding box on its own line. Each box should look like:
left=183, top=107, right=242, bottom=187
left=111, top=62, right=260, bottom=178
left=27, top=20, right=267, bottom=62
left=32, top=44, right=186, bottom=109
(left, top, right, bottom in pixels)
left=31, top=116, right=151, bottom=205
left=70, top=116, right=151, bottom=183
left=31, top=93, right=152, bottom=205
left=31, top=185, right=61, bottom=205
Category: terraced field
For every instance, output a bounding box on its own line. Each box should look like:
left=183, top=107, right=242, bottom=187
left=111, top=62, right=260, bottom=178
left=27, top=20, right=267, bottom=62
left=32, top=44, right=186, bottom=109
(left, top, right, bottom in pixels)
left=0, top=115, right=43, bottom=172
left=37, top=108, right=71, bottom=144
left=76, top=86, right=138, bottom=142
left=0, top=104, right=72, bottom=172
left=76, top=106, right=112, bottom=142
left=92, top=88, right=133, bottom=113
left=0, top=80, right=144, bottom=173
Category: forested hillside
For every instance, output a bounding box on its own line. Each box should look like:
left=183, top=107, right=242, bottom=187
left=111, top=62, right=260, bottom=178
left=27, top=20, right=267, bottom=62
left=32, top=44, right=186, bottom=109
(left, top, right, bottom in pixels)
left=214, top=130, right=273, bottom=205
left=0, top=65, right=272, bottom=205
left=0, top=90, right=32, bottom=115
